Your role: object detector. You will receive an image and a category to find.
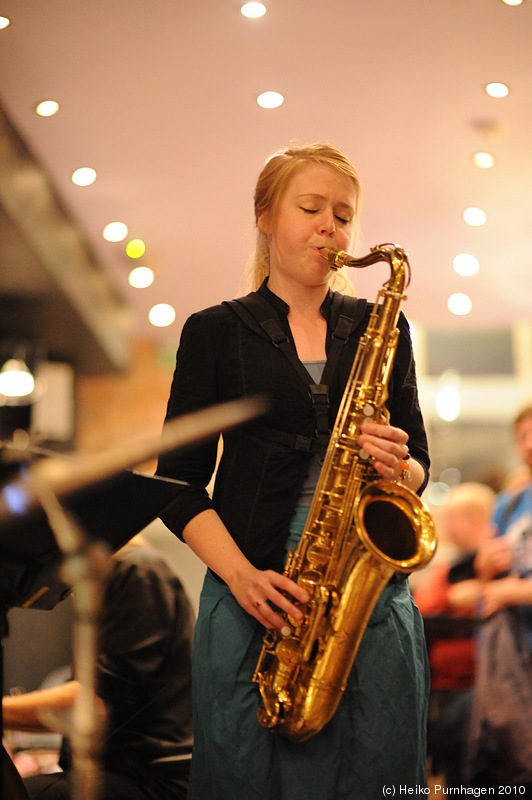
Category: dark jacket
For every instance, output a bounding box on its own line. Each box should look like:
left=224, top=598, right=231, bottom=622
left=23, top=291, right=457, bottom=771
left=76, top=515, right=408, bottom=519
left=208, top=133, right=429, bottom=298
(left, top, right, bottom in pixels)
left=157, top=281, right=430, bottom=572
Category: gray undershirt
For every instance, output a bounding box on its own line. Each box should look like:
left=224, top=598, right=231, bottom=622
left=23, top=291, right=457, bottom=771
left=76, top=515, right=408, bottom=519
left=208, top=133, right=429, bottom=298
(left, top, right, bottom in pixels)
left=297, top=360, right=326, bottom=507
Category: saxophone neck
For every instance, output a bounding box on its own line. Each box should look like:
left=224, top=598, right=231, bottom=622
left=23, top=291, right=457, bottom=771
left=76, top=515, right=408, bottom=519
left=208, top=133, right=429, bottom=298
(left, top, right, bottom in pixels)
left=321, top=244, right=411, bottom=292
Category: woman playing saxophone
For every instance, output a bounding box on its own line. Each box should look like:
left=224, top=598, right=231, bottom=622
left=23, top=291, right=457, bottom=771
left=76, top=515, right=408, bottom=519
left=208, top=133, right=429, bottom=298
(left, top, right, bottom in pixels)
left=156, top=142, right=431, bottom=799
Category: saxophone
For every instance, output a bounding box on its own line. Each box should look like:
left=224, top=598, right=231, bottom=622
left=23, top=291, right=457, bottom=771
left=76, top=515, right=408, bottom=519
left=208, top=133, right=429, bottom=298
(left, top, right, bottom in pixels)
left=252, top=244, right=437, bottom=742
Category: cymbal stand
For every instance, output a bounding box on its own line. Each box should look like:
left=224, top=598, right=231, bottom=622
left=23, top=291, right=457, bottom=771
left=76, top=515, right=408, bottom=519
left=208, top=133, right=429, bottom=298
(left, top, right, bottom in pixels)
left=29, top=467, right=112, bottom=800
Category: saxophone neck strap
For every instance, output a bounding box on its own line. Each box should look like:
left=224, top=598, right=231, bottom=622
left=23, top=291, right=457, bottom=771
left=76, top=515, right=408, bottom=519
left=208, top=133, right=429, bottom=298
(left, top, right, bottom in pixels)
left=225, top=291, right=365, bottom=386
left=224, top=292, right=367, bottom=451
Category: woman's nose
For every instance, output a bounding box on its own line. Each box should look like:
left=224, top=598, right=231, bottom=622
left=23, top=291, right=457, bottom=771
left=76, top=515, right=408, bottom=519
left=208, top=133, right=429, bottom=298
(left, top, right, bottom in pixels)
left=318, top=210, right=335, bottom=234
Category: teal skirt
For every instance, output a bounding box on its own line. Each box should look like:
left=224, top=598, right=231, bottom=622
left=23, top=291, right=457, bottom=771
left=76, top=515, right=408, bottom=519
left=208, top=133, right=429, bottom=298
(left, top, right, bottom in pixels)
left=187, top=509, right=430, bottom=800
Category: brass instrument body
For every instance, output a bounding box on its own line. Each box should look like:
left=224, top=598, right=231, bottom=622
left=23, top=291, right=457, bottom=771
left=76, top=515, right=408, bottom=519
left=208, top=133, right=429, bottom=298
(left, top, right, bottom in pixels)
left=253, top=245, right=436, bottom=742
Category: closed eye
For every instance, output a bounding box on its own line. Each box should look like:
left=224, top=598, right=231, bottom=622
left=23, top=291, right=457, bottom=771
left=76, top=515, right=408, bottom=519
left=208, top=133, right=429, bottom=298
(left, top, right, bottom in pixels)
left=300, top=207, right=351, bottom=225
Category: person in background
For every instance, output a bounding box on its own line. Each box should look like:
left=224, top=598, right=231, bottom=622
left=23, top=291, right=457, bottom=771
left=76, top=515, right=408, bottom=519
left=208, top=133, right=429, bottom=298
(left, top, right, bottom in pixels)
left=464, top=404, right=532, bottom=790
left=3, top=535, right=194, bottom=800
left=474, top=404, right=532, bottom=615
left=156, top=141, right=432, bottom=799
left=415, top=482, right=495, bottom=684
left=414, top=482, right=495, bottom=787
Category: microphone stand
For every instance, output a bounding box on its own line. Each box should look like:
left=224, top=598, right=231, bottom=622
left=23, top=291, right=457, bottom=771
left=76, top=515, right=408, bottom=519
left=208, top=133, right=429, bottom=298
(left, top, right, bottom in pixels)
left=29, top=468, right=113, bottom=800
left=0, top=395, right=267, bottom=800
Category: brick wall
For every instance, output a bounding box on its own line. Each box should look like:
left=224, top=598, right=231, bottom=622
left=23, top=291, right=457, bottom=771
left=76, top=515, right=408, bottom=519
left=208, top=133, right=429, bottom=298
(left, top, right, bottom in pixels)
left=75, top=338, right=175, bottom=468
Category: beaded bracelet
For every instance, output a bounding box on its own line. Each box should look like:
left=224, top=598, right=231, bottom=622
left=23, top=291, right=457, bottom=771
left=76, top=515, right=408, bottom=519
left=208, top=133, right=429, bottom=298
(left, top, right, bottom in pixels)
left=398, top=453, right=411, bottom=482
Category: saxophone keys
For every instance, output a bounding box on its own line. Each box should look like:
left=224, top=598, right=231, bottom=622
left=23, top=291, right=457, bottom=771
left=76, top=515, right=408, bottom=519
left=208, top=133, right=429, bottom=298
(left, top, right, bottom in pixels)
left=298, top=568, right=323, bottom=592
left=306, top=542, right=330, bottom=568
left=275, top=637, right=303, bottom=667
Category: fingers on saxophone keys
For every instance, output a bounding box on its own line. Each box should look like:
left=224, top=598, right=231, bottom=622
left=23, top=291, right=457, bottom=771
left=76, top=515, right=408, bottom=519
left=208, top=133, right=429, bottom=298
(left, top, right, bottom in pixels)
left=256, top=598, right=286, bottom=624
left=274, top=587, right=307, bottom=621
left=257, top=602, right=292, bottom=636
left=277, top=576, right=309, bottom=607
left=255, top=599, right=280, bottom=629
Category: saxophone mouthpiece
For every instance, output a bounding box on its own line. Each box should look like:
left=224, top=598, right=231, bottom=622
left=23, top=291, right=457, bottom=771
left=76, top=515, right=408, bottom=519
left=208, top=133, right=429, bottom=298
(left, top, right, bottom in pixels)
left=320, top=248, right=355, bottom=270
left=320, top=247, right=347, bottom=270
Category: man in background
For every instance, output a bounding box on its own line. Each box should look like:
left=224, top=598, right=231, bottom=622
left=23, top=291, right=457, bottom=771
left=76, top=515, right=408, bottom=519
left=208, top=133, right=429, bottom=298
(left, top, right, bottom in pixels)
left=3, top=535, right=194, bottom=800
left=465, top=403, right=532, bottom=789
left=414, top=482, right=495, bottom=787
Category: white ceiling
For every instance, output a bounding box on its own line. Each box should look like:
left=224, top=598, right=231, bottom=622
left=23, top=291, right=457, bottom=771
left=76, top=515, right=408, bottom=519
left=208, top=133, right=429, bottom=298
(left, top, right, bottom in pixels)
left=0, top=0, right=531, bottom=361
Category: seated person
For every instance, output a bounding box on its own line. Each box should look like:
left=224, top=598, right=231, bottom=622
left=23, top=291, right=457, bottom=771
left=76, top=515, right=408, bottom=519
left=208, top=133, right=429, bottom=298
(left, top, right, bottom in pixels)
left=415, top=481, right=495, bottom=691
left=414, top=482, right=495, bottom=787
left=3, top=535, right=194, bottom=800
left=464, top=404, right=532, bottom=789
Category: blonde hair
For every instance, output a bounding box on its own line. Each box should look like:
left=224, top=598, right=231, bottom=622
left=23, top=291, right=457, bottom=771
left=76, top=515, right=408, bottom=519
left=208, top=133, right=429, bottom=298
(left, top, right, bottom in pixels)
left=249, top=142, right=362, bottom=294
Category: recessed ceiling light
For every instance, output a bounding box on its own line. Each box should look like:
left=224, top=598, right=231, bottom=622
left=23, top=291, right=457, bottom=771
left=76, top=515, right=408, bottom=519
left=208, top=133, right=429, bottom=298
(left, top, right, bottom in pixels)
left=501, top=0, right=523, bottom=6
left=453, top=254, right=479, bottom=276
left=72, top=167, right=97, bottom=186
left=128, top=267, right=154, bottom=288
left=103, top=222, right=128, bottom=242
left=472, top=152, right=495, bottom=169
left=463, top=207, right=486, bottom=227
left=149, top=303, right=176, bottom=327
left=35, top=100, right=60, bottom=117
left=126, top=238, right=146, bottom=258
left=485, top=82, right=509, bottom=98
left=257, top=91, right=284, bottom=109
left=447, top=293, right=472, bottom=316
left=241, top=2, right=266, bottom=18
left=0, top=16, right=11, bottom=29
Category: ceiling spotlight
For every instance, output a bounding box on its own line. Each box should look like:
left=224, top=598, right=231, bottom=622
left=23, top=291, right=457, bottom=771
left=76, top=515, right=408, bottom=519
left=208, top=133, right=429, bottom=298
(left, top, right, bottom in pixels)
left=472, top=152, right=495, bottom=169
left=485, top=82, right=509, bottom=98
left=241, top=2, right=267, bottom=17
left=35, top=100, right=60, bottom=117
left=128, top=267, right=154, bottom=289
left=257, top=91, right=284, bottom=109
left=72, top=167, right=97, bottom=186
left=501, top=0, right=523, bottom=5
left=149, top=304, right=176, bottom=327
left=126, top=238, right=146, bottom=258
left=0, top=16, right=11, bottom=29
left=447, top=293, right=472, bottom=316
left=103, top=222, right=128, bottom=242
left=453, top=254, right=479, bottom=276
left=463, top=207, right=486, bottom=227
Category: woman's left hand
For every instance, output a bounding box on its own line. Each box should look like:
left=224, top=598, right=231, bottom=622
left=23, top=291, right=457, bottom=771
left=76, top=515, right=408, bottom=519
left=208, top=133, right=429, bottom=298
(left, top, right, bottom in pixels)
left=358, top=421, right=410, bottom=481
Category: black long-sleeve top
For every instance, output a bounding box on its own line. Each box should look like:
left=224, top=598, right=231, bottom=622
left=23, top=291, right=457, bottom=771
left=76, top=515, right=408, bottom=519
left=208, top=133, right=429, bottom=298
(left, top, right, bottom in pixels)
left=157, top=281, right=430, bottom=573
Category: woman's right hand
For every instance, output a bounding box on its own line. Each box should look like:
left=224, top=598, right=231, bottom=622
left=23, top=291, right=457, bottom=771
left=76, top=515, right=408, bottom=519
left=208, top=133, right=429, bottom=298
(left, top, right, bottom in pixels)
left=227, top=564, right=310, bottom=634
left=183, top=509, right=310, bottom=634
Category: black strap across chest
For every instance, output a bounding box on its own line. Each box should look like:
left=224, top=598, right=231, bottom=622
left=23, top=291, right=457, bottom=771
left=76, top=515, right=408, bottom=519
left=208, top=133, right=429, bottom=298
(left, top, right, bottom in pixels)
left=224, top=291, right=367, bottom=454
